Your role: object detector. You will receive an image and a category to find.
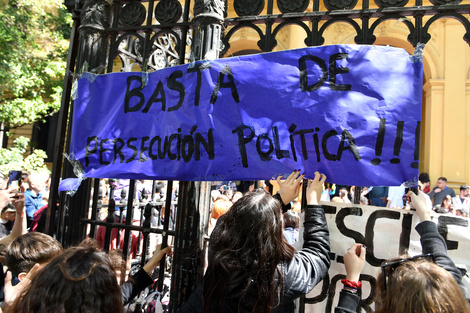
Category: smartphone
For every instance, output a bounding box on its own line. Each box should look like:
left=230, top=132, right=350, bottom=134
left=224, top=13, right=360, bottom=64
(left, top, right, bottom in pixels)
left=8, top=170, right=22, bottom=191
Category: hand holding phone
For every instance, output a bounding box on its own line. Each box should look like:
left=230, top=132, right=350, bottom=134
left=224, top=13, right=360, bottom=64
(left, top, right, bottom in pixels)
left=7, top=171, right=22, bottom=191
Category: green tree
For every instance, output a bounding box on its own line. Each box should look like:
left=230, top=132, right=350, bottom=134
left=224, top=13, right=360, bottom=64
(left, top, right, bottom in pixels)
left=0, top=0, right=72, bottom=130
left=0, top=136, right=49, bottom=174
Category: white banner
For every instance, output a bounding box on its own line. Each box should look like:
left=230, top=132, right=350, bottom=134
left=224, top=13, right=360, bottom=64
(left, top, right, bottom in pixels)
left=303, top=202, right=470, bottom=313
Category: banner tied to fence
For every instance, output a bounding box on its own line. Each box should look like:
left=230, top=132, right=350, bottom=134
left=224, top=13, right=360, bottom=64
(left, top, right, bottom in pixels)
left=69, top=44, right=423, bottom=186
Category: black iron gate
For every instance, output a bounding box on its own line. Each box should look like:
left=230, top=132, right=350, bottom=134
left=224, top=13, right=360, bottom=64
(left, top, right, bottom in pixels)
left=48, top=0, right=470, bottom=312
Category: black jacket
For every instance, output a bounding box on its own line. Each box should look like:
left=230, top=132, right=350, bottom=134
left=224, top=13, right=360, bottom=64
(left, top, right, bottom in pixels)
left=179, top=204, right=330, bottom=313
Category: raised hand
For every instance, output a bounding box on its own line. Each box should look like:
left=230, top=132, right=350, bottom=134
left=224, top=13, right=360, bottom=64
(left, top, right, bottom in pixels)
left=306, top=172, right=327, bottom=205
left=276, top=170, right=305, bottom=205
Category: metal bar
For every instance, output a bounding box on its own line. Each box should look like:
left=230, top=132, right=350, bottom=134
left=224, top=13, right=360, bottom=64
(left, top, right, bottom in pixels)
left=46, top=10, right=80, bottom=236
left=88, top=178, right=101, bottom=239
left=122, top=179, right=136, bottom=263
left=158, top=180, right=173, bottom=292
left=140, top=203, right=152, bottom=268
left=224, top=5, right=470, bottom=25
left=106, top=1, right=121, bottom=73
left=353, top=186, right=362, bottom=204
left=82, top=219, right=176, bottom=235
left=103, top=199, right=116, bottom=252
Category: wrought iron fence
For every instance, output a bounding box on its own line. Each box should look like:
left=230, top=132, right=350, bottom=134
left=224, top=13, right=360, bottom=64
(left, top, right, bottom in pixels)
left=49, top=0, right=470, bottom=312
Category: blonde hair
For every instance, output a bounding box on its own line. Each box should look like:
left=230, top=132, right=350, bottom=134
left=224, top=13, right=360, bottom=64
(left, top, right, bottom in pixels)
left=210, top=199, right=231, bottom=220
left=376, top=259, right=469, bottom=313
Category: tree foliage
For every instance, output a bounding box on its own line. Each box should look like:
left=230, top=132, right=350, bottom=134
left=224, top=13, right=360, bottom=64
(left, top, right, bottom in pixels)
left=0, top=136, right=49, bottom=174
left=0, top=0, right=72, bottom=129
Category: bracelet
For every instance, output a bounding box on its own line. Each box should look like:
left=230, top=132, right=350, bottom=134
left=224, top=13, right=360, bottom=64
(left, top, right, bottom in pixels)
left=16, top=211, right=24, bottom=218
left=341, top=279, right=362, bottom=289
left=342, top=287, right=358, bottom=295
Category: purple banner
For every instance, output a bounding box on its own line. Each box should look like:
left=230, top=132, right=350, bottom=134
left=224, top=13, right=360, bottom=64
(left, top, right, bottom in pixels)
left=71, top=45, right=423, bottom=186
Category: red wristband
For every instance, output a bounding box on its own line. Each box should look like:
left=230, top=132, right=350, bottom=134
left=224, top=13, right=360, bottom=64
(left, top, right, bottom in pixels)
left=341, top=279, right=362, bottom=289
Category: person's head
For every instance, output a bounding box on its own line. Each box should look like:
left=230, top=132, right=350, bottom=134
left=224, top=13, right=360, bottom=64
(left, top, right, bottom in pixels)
left=231, top=191, right=243, bottom=204
left=26, top=171, right=48, bottom=194
left=109, top=249, right=131, bottom=285
left=210, top=198, right=231, bottom=220
left=440, top=194, right=453, bottom=209
left=375, top=255, right=468, bottom=313
left=10, top=246, right=123, bottom=313
left=331, top=196, right=343, bottom=203
left=456, top=209, right=467, bottom=217
left=6, top=232, right=63, bottom=280
left=436, top=177, right=447, bottom=188
left=237, top=180, right=255, bottom=194
left=204, top=189, right=295, bottom=313
left=211, top=189, right=221, bottom=202
left=283, top=210, right=299, bottom=229
left=460, top=185, right=470, bottom=197
left=1, top=203, right=16, bottom=222
left=418, top=173, right=430, bottom=186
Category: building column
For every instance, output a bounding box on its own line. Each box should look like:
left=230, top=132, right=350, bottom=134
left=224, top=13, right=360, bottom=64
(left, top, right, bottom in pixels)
left=441, top=19, right=468, bottom=188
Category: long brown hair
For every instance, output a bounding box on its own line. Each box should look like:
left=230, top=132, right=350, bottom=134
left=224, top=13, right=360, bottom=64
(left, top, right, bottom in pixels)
left=375, top=258, right=469, bottom=313
left=8, top=246, right=123, bottom=313
left=203, top=189, right=295, bottom=313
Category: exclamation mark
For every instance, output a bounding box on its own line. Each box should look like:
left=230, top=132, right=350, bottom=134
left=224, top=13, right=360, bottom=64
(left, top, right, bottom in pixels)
left=371, top=118, right=386, bottom=166
left=411, top=121, right=421, bottom=169
left=390, top=121, right=404, bottom=164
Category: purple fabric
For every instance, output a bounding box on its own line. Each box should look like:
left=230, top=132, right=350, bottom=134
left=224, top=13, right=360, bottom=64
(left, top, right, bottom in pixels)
left=71, top=45, right=422, bottom=186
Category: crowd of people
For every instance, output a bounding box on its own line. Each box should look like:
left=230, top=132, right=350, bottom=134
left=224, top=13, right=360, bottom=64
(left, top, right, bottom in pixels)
left=0, top=169, right=467, bottom=312
left=319, top=173, right=470, bottom=217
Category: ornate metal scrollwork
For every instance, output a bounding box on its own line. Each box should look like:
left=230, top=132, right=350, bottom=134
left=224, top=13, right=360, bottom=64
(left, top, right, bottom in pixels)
left=233, top=0, right=264, bottom=16
left=323, top=0, right=359, bottom=10
left=116, top=31, right=186, bottom=72
left=374, top=0, right=409, bottom=8
left=194, top=0, right=228, bottom=17
left=148, top=33, right=182, bottom=70
left=77, top=0, right=112, bottom=73
left=80, top=0, right=110, bottom=29
left=277, top=0, right=309, bottom=13
left=155, top=0, right=183, bottom=24
left=120, top=2, right=146, bottom=27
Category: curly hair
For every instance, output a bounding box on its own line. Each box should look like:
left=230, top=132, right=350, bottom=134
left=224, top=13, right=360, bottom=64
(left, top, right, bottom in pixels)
left=8, top=246, right=123, bottom=313
left=203, top=189, right=295, bottom=313
left=375, top=258, right=469, bottom=313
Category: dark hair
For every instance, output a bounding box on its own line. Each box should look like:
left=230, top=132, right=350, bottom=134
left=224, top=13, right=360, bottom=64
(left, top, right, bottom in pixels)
left=418, top=173, right=430, bottom=183
left=154, top=182, right=165, bottom=194
left=438, top=177, right=447, bottom=182
left=203, top=189, right=295, bottom=313
left=283, top=210, right=299, bottom=229
left=9, top=246, right=123, bottom=313
left=375, top=258, right=468, bottom=313
left=6, top=232, right=63, bottom=276
left=440, top=194, right=453, bottom=208
left=1, top=203, right=15, bottom=214
left=237, top=180, right=255, bottom=194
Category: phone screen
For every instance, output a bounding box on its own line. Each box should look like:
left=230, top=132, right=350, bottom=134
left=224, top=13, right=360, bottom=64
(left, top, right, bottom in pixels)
left=8, top=170, right=22, bottom=190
